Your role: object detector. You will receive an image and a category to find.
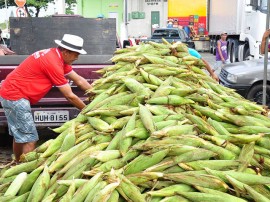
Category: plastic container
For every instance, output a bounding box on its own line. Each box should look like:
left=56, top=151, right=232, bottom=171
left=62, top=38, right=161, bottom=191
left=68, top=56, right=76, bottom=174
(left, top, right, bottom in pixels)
left=183, top=26, right=190, bottom=36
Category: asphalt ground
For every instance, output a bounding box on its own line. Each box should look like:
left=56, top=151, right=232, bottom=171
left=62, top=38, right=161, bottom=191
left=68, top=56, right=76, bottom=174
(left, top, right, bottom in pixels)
left=201, top=52, right=216, bottom=68
left=0, top=52, right=216, bottom=165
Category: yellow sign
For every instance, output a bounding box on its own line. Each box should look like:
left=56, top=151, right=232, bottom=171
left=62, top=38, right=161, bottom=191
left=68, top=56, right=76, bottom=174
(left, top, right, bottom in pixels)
left=168, top=0, right=207, bottom=17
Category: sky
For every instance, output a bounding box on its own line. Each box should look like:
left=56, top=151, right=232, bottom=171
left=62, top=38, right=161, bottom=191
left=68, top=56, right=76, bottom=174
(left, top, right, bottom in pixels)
left=0, top=2, right=71, bottom=23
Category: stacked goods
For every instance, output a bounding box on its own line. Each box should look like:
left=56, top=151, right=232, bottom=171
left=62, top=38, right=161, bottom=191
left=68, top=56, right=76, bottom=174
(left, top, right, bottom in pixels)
left=2, top=40, right=270, bottom=201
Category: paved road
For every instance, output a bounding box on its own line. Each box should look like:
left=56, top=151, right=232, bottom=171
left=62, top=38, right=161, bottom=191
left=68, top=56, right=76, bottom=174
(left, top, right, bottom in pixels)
left=201, top=52, right=216, bottom=67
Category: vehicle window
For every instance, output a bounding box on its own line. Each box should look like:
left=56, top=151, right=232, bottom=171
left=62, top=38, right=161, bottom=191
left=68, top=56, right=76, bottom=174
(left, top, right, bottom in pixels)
left=152, top=30, right=180, bottom=38
left=169, top=30, right=179, bottom=37
left=259, top=0, right=267, bottom=13
left=179, top=30, right=186, bottom=40
left=153, top=30, right=168, bottom=37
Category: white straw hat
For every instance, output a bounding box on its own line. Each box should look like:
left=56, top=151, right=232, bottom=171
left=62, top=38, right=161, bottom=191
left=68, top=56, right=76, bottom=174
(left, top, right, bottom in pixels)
left=55, top=34, right=87, bottom=54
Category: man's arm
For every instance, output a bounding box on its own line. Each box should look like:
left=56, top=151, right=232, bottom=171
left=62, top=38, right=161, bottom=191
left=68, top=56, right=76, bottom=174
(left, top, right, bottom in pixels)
left=261, top=29, right=270, bottom=54
left=201, top=58, right=219, bottom=82
left=217, top=41, right=224, bottom=62
left=66, top=71, right=92, bottom=92
left=58, top=84, right=86, bottom=110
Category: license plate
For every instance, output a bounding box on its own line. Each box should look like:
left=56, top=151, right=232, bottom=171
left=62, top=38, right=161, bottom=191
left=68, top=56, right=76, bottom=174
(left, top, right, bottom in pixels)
left=34, top=111, right=69, bottom=123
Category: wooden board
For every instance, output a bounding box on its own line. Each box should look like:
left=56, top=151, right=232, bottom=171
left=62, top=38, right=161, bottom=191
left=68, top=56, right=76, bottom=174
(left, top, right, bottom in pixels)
left=9, top=17, right=116, bottom=55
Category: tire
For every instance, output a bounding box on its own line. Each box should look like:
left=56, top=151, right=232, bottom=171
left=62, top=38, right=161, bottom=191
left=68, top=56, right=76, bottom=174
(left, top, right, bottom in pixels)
left=123, top=40, right=130, bottom=48
left=213, top=38, right=217, bottom=55
left=210, top=39, right=213, bottom=53
left=244, top=47, right=250, bottom=61
left=238, top=44, right=244, bottom=62
left=229, top=39, right=239, bottom=63
left=246, top=84, right=270, bottom=106
left=0, top=127, right=12, bottom=147
left=227, top=39, right=232, bottom=63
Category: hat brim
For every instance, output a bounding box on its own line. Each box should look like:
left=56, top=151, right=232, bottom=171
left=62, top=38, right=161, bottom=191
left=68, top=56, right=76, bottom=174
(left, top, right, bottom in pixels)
left=55, top=40, right=87, bottom=55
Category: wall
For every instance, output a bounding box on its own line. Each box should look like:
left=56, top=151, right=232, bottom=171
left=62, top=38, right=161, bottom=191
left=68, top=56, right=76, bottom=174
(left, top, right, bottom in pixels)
left=127, top=0, right=168, bottom=38
left=77, top=0, right=168, bottom=39
left=77, top=0, right=123, bottom=34
left=168, top=0, right=207, bottom=35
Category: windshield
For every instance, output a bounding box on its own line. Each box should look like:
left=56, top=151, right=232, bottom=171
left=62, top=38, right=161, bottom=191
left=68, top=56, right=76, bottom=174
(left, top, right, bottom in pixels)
left=260, top=0, right=268, bottom=12
left=152, top=29, right=180, bottom=38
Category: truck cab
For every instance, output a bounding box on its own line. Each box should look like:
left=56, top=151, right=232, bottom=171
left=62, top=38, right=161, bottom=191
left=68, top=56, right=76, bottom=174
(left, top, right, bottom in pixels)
left=127, top=28, right=195, bottom=48
left=208, top=0, right=269, bottom=63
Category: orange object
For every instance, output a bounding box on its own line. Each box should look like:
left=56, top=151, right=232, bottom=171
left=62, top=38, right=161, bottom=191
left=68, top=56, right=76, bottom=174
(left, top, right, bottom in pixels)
left=15, top=0, right=26, bottom=8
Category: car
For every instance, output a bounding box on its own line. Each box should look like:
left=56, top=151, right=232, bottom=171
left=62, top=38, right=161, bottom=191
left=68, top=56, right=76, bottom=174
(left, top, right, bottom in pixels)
left=219, top=58, right=270, bottom=106
left=124, top=28, right=195, bottom=49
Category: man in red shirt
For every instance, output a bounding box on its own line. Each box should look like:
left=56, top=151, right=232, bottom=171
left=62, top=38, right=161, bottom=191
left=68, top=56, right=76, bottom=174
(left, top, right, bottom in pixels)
left=0, top=34, right=92, bottom=161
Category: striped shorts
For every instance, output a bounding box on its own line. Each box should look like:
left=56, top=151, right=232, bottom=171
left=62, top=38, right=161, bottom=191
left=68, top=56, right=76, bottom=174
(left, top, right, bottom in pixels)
left=0, top=97, right=39, bottom=143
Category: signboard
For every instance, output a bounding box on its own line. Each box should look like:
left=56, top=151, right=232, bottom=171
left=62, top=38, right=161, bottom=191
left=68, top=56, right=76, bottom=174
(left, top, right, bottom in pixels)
left=16, top=7, right=28, bottom=17
left=15, top=0, right=26, bottom=8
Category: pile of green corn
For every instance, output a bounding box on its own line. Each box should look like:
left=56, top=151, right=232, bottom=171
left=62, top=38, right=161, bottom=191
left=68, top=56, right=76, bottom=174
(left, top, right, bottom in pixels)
left=2, top=40, right=270, bottom=202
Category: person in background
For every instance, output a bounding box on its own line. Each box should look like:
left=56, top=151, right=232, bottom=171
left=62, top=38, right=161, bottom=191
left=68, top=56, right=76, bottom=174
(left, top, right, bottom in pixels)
left=214, top=31, right=230, bottom=75
left=0, top=29, right=15, bottom=55
left=0, top=34, right=92, bottom=162
left=261, top=29, right=270, bottom=54
left=188, top=48, right=219, bottom=82
left=167, top=19, right=173, bottom=28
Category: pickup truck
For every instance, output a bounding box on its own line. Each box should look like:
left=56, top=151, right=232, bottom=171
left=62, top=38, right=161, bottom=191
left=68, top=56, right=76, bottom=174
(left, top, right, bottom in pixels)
left=135, top=28, right=195, bottom=48
left=0, top=16, right=115, bottom=132
left=0, top=55, right=111, bottom=127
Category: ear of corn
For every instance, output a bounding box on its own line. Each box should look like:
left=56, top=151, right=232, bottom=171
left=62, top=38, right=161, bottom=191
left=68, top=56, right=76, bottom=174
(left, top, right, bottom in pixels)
left=71, top=172, right=103, bottom=202
left=17, top=165, right=44, bottom=195
left=4, top=172, right=27, bottom=197
left=124, top=149, right=169, bottom=175
left=147, top=184, right=195, bottom=197
left=243, top=184, right=270, bottom=202
left=27, top=165, right=50, bottom=202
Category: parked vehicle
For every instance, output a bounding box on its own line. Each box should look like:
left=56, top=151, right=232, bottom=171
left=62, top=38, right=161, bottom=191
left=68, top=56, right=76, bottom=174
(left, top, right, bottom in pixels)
left=0, top=16, right=115, bottom=130
left=219, top=58, right=270, bottom=106
left=124, top=28, right=195, bottom=48
left=208, top=0, right=268, bottom=63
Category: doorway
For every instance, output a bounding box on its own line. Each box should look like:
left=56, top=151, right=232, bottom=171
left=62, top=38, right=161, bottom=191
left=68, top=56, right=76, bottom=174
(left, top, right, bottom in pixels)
left=151, top=11, right=160, bottom=34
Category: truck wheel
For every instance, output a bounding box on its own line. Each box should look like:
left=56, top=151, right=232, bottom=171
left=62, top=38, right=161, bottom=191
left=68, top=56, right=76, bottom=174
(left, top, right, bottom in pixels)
left=0, top=127, right=12, bottom=147
left=238, top=44, right=244, bottom=62
left=123, top=40, right=130, bottom=48
left=213, top=38, right=217, bottom=55
left=246, top=84, right=270, bottom=106
left=210, top=39, right=213, bottom=53
left=229, top=39, right=239, bottom=63
left=227, top=39, right=232, bottom=62
left=243, top=47, right=250, bottom=61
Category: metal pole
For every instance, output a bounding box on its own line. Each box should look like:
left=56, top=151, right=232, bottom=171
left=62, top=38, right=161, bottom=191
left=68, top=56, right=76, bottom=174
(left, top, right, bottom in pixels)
left=56, top=0, right=66, bottom=14
left=263, top=0, right=270, bottom=105
left=5, top=0, right=8, bottom=29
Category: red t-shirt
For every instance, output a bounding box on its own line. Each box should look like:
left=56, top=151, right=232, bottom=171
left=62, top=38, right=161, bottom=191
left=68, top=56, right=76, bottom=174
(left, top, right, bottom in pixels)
left=0, top=48, right=72, bottom=104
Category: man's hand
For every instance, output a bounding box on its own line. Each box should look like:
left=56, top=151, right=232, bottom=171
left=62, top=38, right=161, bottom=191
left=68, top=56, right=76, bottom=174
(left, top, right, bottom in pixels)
left=211, top=73, right=219, bottom=82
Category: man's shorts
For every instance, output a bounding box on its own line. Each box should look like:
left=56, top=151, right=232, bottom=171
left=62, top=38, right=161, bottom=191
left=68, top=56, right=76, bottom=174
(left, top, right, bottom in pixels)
left=0, top=97, right=39, bottom=143
left=213, top=59, right=230, bottom=76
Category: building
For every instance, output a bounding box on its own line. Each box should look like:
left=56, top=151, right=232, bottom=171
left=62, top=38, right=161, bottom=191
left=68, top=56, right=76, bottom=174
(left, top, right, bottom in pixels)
left=77, top=0, right=168, bottom=43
